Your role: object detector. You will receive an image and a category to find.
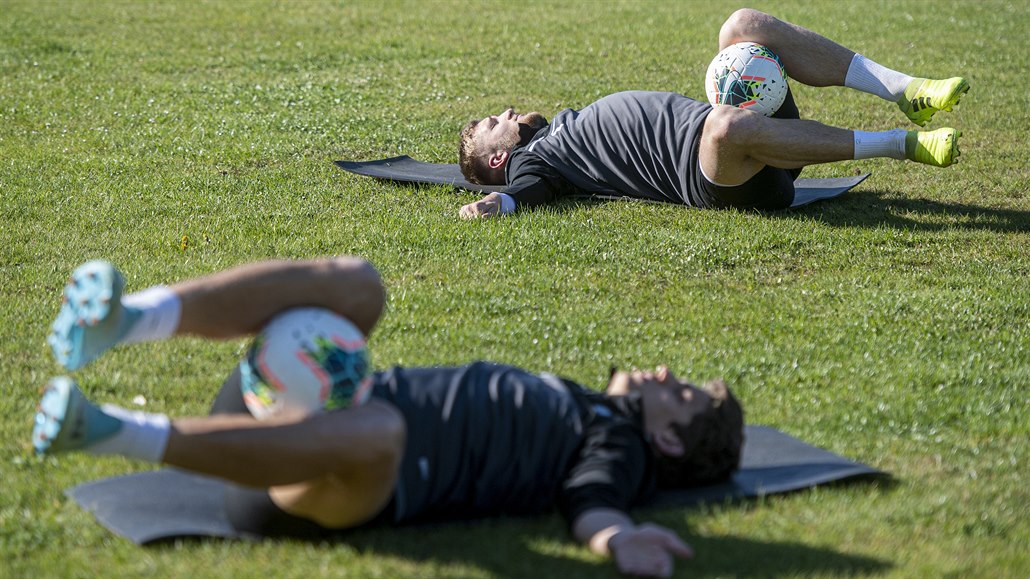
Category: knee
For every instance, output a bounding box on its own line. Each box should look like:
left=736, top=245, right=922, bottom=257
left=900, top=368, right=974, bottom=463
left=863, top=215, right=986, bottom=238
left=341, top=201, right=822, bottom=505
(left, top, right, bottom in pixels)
left=327, top=256, right=382, bottom=290
left=703, top=105, right=760, bottom=149
left=720, top=8, right=773, bottom=46
left=329, top=256, right=386, bottom=323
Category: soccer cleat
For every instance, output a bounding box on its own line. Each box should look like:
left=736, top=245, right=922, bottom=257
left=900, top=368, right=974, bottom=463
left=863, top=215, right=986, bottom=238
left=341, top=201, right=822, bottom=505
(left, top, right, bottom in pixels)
left=898, top=77, right=969, bottom=126
left=906, top=128, right=961, bottom=167
left=33, top=377, right=122, bottom=455
left=47, top=260, right=140, bottom=370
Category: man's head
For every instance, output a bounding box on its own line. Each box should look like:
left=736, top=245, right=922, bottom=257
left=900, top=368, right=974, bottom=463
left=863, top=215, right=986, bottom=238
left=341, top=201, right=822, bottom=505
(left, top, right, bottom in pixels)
left=607, top=366, right=744, bottom=488
left=459, top=108, right=548, bottom=185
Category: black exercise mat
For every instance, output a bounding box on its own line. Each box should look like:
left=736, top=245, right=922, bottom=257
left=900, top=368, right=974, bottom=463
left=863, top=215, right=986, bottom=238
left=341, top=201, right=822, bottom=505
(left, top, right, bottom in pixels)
left=334, top=156, right=870, bottom=208
left=67, top=425, right=885, bottom=544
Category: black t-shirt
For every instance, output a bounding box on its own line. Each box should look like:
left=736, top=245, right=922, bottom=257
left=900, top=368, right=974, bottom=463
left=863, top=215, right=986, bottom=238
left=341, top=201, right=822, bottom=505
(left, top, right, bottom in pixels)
left=369, top=362, right=655, bottom=525
left=504, top=91, right=714, bottom=208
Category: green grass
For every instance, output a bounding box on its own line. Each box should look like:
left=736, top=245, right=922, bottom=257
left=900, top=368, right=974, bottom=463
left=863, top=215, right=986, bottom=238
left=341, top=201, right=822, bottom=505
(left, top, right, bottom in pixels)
left=1, top=0, right=1027, bottom=576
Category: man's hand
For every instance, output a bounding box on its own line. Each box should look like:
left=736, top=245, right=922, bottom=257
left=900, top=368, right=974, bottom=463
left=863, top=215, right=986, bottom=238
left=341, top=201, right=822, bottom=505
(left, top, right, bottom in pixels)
left=459, top=192, right=503, bottom=219
left=573, top=509, right=693, bottom=578
left=607, top=524, right=694, bottom=578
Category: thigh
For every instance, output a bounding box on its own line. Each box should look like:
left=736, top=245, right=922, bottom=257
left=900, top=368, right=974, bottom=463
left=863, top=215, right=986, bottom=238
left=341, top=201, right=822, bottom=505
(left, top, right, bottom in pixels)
left=270, top=400, right=405, bottom=529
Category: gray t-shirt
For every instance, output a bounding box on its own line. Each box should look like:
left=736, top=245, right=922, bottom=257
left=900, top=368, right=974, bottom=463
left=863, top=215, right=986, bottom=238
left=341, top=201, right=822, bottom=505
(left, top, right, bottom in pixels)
left=509, top=91, right=712, bottom=206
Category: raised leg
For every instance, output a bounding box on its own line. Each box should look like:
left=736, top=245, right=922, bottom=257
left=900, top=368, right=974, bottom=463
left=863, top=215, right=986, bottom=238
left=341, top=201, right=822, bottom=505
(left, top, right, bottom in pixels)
left=172, top=256, right=385, bottom=338
left=700, top=106, right=854, bottom=186
left=718, top=8, right=853, bottom=87
left=718, top=9, right=970, bottom=126
left=49, top=256, right=385, bottom=370
left=33, top=375, right=404, bottom=529
left=699, top=106, right=961, bottom=186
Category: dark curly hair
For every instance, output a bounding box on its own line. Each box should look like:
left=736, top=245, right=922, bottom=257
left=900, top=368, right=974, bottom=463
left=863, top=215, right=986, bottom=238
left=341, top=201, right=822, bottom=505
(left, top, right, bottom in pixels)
left=653, top=379, right=744, bottom=488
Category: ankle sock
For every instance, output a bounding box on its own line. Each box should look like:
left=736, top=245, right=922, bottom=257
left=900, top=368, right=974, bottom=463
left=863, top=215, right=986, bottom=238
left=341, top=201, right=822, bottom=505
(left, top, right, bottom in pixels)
left=853, top=129, right=908, bottom=160
left=121, top=286, right=182, bottom=344
left=87, top=404, right=171, bottom=463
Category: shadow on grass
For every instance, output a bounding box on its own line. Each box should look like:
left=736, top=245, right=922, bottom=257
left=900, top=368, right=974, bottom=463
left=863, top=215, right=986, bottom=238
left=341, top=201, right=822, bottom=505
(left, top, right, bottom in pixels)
left=478, top=188, right=1029, bottom=234
left=330, top=517, right=892, bottom=578
left=779, top=189, right=1030, bottom=233
left=684, top=533, right=891, bottom=577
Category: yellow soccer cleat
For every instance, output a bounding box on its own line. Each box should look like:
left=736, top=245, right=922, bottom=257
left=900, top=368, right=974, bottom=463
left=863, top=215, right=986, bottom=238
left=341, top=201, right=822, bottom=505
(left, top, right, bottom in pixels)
left=906, top=128, right=961, bottom=167
left=898, top=77, right=970, bottom=126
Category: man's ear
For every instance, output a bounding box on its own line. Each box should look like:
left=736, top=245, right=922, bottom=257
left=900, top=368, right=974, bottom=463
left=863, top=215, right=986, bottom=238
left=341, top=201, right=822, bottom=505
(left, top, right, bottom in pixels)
left=487, top=149, right=509, bottom=170
left=654, top=427, right=685, bottom=458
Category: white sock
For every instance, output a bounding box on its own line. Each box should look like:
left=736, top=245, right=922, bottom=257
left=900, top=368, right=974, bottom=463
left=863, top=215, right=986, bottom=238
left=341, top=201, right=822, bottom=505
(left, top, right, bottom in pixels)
left=845, top=54, right=914, bottom=102
left=854, top=130, right=908, bottom=160
left=88, top=405, right=171, bottom=463
left=121, top=286, right=182, bottom=343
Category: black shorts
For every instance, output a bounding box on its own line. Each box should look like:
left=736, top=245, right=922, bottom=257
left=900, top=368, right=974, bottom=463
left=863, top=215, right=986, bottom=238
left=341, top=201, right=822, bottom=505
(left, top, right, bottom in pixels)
left=698, top=89, right=803, bottom=211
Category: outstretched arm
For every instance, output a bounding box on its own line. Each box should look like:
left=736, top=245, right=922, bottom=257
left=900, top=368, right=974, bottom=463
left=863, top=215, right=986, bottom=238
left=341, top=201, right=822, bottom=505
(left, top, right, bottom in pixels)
left=573, top=508, right=694, bottom=577
left=459, top=192, right=508, bottom=219
left=459, top=156, right=567, bottom=219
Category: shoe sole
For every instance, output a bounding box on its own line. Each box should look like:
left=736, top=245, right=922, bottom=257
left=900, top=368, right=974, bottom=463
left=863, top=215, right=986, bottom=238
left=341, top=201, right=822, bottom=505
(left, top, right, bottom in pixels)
left=47, top=261, right=123, bottom=370
left=33, top=377, right=84, bottom=454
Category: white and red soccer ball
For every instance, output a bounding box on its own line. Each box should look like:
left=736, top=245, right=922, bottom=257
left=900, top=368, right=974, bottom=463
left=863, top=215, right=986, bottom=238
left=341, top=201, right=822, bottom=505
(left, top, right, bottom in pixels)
left=239, top=307, right=371, bottom=420
left=705, top=42, right=789, bottom=117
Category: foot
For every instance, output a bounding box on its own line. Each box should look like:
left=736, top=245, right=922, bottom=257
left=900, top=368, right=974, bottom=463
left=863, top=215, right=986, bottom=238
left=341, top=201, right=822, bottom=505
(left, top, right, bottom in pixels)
left=898, top=77, right=969, bottom=126
left=906, top=128, right=961, bottom=167
left=47, top=261, right=140, bottom=370
left=33, top=377, right=122, bottom=455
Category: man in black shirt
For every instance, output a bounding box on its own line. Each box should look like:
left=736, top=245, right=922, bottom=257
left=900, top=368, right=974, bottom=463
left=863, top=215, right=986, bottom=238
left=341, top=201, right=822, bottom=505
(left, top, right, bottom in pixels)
left=34, top=256, right=743, bottom=578
left=458, top=9, right=969, bottom=217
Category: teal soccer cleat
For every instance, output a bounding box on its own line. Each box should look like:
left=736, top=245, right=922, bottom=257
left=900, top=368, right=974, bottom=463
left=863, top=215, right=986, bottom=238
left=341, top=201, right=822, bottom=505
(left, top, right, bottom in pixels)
left=33, top=377, right=122, bottom=455
left=47, top=261, right=140, bottom=370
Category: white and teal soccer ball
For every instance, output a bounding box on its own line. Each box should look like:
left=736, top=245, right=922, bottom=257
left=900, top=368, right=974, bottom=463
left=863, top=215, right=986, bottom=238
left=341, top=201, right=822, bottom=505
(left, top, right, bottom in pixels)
left=239, top=307, right=371, bottom=420
left=705, top=42, right=788, bottom=117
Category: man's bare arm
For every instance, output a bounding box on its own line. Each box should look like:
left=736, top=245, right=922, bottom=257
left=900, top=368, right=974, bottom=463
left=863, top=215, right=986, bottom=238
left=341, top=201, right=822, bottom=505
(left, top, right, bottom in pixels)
left=572, top=507, right=694, bottom=577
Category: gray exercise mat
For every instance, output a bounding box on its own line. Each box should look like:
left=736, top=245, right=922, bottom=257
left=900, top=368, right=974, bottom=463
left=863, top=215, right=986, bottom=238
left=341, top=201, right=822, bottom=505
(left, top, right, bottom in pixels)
left=67, top=425, right=885, bottom=544
left=333, top=156, right=870, bottom=208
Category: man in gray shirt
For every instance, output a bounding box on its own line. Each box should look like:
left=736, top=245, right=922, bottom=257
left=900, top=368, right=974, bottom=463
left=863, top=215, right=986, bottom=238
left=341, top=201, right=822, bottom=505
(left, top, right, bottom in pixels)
left=458, top=9, right=969, bottom=218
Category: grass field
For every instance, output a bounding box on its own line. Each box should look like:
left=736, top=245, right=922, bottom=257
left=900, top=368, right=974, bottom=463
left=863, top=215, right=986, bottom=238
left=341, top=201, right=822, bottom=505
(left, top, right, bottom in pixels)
left=1, top=0, right=1027, bottom=577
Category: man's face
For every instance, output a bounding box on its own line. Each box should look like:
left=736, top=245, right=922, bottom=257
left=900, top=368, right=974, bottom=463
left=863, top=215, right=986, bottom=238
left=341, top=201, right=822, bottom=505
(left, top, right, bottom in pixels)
left=474, top=108, right=548, bottom=154
left=608, top=367, right=713, bottom=444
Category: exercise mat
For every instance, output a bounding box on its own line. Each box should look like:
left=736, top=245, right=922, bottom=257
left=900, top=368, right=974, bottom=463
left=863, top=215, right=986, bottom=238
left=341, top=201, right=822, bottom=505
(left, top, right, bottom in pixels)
left=67, top=425, right=885, bottom=544
left=334, top=156, right=870, bottom=208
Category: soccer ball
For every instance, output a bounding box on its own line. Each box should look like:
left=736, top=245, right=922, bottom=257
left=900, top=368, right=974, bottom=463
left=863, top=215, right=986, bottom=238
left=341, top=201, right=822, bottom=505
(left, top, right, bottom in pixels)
left=239, top=307, right=372, bottom=420
left=705, top=42, right=788, bottom=117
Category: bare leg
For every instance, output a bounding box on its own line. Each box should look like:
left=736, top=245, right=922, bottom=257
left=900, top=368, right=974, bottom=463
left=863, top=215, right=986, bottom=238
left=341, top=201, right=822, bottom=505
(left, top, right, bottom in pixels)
left=163, top=400, right=405, bottom=528
left=700, top=106, right=854, bottom=185
left=48, top=256, right=386, bottom=371
left=718, top=8, right=969, bottom=129
left=174, top=256, right=385, bottom=338
left=719, top=8, right=853, bottom=87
